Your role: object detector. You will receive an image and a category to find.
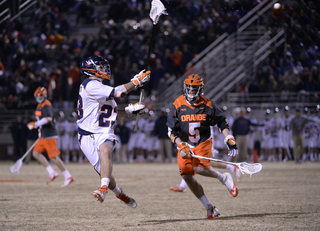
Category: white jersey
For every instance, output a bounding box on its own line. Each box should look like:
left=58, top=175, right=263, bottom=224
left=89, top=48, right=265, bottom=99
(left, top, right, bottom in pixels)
left=77, top=79, right=117, bottom=135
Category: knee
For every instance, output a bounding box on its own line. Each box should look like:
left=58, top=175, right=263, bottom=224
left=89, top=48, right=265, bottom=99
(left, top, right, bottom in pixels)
left=193, top=167, right=204, bottom=175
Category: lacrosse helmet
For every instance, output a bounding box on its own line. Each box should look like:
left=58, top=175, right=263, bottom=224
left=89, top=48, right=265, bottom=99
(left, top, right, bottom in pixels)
left=183, top=74, right=204, bottom=104
left=80, top=56, right=111, bottom=80
left=34, top=87, right=47, bottom=104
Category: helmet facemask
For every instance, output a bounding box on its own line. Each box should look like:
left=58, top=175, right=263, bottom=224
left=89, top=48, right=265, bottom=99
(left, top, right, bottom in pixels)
left=183, top=74, right=204, bottom=104
left=81, top=56, right=111, bottom=80
left=34, top=87, right=47, bottom=104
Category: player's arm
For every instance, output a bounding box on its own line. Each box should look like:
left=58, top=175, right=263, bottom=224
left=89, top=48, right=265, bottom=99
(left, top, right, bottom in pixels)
left=113, top=70, right=151, bottom=99
left=212, top=103, right=238, bottom=157
left=27, top=105, right=52, bottom=130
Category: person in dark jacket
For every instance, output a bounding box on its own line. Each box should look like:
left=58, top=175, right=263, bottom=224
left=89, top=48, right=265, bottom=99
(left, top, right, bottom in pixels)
left=11, top=114, right=27, bottom=161
left=154, top=108, right=173, bottom=163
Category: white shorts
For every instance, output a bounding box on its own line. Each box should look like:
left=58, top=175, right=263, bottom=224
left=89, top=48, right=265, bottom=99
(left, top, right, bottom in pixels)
left=69, top=135, right=80, bottom=151
left=282, top=131, right=294, bottom=149
left=308, top=136, right=317, bottom=148
left=214, top=133, right=226, bottom=150
left=143, top=136, right=160, bottom=151
left=270, top=136, right=283, bottom=149
left=78, top=133, right=117, bottom=174
left=261, top=137, right=271, bottom=149
left=57, top=134, right=69, bottom=150
left=127, top=133, right=138, bottom=151
left=135, top=132, right=146, bottom=149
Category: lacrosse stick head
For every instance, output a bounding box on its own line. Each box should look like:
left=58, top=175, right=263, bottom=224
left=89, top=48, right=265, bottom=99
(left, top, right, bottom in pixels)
left=149, top=0, right=168, bottom=25
left=238, top=162, right=262, bottom=176
left=10, top=159, right=23, bottom=173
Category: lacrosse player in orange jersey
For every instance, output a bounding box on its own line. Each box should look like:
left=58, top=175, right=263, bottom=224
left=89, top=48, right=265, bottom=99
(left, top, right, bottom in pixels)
left=77, top=56, right=150, bottom=207
left=27, top=87, right=74, bottom=187
left=167, top=74, right=239, bottom=220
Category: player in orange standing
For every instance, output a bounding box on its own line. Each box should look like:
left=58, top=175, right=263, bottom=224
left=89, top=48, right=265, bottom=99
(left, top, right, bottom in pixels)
left=167, top=74, right=239, bottom=220
left=27, top=87, right=74, bottom=187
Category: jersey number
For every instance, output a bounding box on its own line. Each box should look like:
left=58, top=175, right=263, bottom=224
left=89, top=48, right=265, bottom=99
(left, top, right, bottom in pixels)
left=77, top=95, right=83, bottom=120
left=189, top=122, right=200, bottom=143
left=99, top=105, right=117, bottom=127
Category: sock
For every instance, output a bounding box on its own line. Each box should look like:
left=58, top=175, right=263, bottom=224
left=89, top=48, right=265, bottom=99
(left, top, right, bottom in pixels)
left=226, top=164, right=234, bottom=172
left=62, top=170, right=71, bottom=179
left=101, top=178, right=110, bottom=187
left=217, top=172, right=224, bottom=182
left=199, top=195, right=212, bottom=209
left=180, top=179, right=187, bottom=188
left=112, top=185, right=122, bottom=196
left=46, top=165, right=55, bottom=175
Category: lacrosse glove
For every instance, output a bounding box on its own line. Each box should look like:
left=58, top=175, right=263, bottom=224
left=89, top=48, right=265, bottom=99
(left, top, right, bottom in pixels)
left=178, top=142, right=192, bottom=159
left=27, top=121, right=38, bottom=130
left=125, top=102, right=145, bottom=115
left=131, top=69, right=151, bottom=88
left=224, top=135, right=238, bottom=157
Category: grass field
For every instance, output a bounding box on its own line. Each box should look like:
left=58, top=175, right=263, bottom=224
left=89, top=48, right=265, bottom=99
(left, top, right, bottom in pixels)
left=0, top=161, right=319, bottom=231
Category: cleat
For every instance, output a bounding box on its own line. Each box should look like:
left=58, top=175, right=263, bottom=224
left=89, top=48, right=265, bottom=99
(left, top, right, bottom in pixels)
left=221, top=173, right=238, bottom=197
left=232, top=166, right=241, bottom=182
left=169, top=185, right=187, bottom=193
left=116, top=188, right=137, bottom=208
left=47, top=172, right=59, bottom=185
left=206, top=205, right=220, bottom=220
left=61, top=177, right=75, bottom=187
left=93, top=185, right=108, bottom=203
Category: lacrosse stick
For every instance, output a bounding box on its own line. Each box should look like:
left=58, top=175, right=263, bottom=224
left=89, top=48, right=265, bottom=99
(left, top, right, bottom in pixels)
left=134, top=0, right=167, bottom=132
left=189, top=149, right=262, bottom=176
left=10, top=138, right=39, bottom=173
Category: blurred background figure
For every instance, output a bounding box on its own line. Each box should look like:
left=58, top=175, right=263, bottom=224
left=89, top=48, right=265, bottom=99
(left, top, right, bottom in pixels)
left=154, top=108, right=174, bottom=163
left=56, top=111, right=70, bottom=163
left=114, top=116, right=131, bottom=164
left=246, top=107, right=258, bottom=162
left=280, top=106, right=294, bottom=162
left=10, top=114, right=27, bottom=161
left=259, top=109, right=272, bottom=162
left=68, top=112, right=84, bottom=163
left=269, top=107, right=283, bottom=162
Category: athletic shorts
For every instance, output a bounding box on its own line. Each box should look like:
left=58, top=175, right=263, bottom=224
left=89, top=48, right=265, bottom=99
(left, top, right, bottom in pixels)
left=33, top=137, right=60, bottom=159
left=57, top=134, right=69, bottom=150
left=78, top=133, right=117, bottom=174
left=178, top=139, right=212, bottom=176
left=69, top=135, right=80, bottom=151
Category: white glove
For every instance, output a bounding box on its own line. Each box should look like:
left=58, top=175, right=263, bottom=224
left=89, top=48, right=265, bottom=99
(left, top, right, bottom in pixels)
left=131, top=69, right=151, bottom=88
left=125, top=102, right=145, bottom=114
left=27, top=121, right=38, bottom=130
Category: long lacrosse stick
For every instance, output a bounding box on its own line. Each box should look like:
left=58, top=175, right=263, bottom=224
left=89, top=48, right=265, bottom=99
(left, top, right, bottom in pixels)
left=134, top=0, right=167, bottom=132
left=10, top=138, right=39, bottom=173
left=190, top=149, right=262, bottom=176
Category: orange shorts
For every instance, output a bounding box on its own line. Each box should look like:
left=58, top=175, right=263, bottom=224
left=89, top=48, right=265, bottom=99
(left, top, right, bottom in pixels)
left=33, top=137, right=60, bottom=159
left=178, top=139, right=212, bottom=175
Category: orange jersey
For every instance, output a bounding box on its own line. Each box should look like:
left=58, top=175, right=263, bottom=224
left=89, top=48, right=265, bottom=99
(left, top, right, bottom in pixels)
left=35, top=99, right=58, bottom=138
left=166, top=95, right=229, bottom=147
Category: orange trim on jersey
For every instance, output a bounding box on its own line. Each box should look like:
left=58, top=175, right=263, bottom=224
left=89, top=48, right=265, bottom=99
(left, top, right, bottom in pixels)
left=173, top=95, right=212, bottom=110
left=83, top=83, right=100, bottom=103
left=35, top=111, right=42, bottom=116
left=40, top=99, right=52, bottom=107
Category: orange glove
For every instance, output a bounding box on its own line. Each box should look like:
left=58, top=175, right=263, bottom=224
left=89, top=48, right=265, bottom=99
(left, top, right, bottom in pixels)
left=178, top=142, right=192, bottom=159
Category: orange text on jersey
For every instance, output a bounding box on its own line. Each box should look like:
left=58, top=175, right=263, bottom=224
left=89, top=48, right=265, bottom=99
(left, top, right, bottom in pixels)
left=181, top=114, right=206, bottom=122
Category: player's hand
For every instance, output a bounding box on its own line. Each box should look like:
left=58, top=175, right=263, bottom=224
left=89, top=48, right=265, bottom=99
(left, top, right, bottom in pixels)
left=177, top=142, right=192, bottom=159
left=224, top=135, right=238, bottom=157
left=125, top=102, right=145, bottom=115
left=131, top=69, right=151, bottom=88
left=27, top=121, right=38, bottom=130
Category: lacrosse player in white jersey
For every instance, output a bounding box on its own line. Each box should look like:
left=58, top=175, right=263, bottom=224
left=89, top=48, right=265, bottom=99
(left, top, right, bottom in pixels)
left=77, top=56, right=150, bottom=207
left=56, top=111, right=70, bottom=163
left=259, top=109, right=273, bottom=161
left=280, top=106, right=294, bottom=162
left=269, top=108, right=283, bottom=162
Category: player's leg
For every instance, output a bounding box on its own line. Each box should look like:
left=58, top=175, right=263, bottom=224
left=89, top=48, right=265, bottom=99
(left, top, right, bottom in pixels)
left=181, top=174, right=220, bottom=219
left=169, top=178, right=187, bottom=192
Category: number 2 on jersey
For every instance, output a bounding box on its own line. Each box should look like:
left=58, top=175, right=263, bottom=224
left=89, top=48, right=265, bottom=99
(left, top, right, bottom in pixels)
left=189, top=122, right=200, bottom=143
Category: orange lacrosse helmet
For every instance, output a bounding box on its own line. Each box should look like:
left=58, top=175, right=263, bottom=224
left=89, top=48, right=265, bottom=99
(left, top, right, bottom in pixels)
left=34, top=87, right=47, bottom=104
left=183, top=74, right=204, bottom=103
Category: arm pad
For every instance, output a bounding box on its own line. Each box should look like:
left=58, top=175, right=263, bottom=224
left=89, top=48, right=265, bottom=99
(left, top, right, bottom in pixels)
left=114, top=85, right=128, bottom=99
left=35, top=117, right=51, bottom=127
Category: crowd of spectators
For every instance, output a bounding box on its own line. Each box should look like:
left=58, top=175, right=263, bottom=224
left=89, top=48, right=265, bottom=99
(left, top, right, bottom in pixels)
left=243, top=0, right=320, bottom=103
left=0, top=0, right=258, bottom=111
